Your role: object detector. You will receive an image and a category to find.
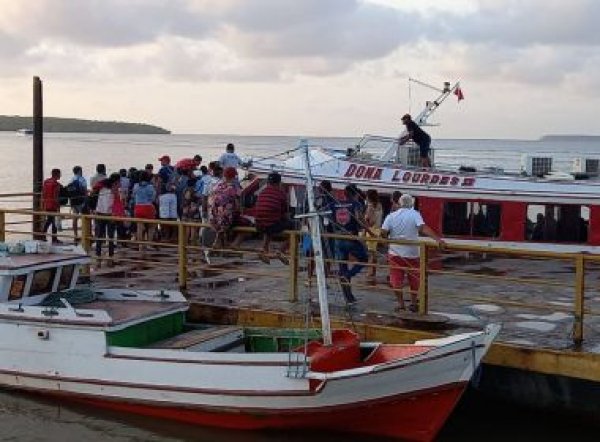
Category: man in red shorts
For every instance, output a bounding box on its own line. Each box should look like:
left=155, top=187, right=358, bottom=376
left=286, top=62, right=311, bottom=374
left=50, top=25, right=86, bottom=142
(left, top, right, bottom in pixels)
left=381, top=194, right=444, bottom=312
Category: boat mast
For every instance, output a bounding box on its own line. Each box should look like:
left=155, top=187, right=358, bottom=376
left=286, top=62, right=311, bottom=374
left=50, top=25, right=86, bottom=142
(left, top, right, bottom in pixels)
left=301, top=139, right=333, bottom=346
left=410, top=78, right=461, bottom=127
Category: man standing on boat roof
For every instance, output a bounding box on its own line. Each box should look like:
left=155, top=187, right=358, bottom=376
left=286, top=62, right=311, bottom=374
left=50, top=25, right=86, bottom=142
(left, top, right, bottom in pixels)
left=399, top=114, right=432, bottom=168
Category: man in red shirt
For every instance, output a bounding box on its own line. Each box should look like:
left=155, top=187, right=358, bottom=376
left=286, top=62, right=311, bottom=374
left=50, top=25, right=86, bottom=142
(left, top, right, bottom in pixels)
left=41, top=168, right=62, bottom=243
left=255, top=172, right=292, bottom=264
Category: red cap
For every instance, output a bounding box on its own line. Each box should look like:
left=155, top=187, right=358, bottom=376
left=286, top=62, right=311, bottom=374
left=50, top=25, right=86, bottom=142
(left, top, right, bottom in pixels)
left=158, top=155, right=170, bottom=162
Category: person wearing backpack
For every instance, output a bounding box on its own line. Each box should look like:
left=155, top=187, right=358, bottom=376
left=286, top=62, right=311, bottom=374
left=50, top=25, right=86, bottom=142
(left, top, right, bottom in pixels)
left=331, top=184, right=369, bottom=304
left=67, top=166, right=87, bottom=240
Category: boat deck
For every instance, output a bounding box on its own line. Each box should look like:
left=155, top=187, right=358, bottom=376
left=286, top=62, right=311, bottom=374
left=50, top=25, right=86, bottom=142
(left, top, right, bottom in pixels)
left=78, top=299, right=188, bottom=327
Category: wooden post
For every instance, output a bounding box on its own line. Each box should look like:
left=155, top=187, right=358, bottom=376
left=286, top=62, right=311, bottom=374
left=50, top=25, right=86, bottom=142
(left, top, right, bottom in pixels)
left=81, top=215, right=92, bottom=277
left=178, top=223, right=187, bottom=292
left=573, top=254, right=585, bottom=346
left=418, top=243, right=429, bottom=315
left=32, top=76, right=44, bottom=240
left=0, top=210, right=5, bottom=243
left=288, top=230, right=299, bottom=302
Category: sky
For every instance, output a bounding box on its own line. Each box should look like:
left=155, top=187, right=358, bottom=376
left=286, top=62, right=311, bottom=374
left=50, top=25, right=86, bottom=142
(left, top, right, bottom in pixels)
left=0, top=0, right=599, bottom=139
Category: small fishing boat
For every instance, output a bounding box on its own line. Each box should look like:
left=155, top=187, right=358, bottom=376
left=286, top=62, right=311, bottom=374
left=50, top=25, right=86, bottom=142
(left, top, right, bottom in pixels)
left=16, top=128, right=33, bottom=136
left=0, top=146, right=499, bottom=441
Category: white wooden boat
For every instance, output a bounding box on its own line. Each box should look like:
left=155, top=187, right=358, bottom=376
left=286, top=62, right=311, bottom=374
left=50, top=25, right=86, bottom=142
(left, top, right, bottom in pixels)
left=0, top=149, right=499, bottom=441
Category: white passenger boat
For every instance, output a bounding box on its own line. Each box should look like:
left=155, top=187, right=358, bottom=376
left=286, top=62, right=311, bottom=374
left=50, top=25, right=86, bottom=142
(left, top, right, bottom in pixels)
left=247, top=80, right=600, bottom=248
left=0, top=146, right=499, bottom=441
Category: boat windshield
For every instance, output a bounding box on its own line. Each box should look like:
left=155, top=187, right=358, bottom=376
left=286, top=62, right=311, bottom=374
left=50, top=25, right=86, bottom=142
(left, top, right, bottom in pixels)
left=354, top=135, right=398, bottom=161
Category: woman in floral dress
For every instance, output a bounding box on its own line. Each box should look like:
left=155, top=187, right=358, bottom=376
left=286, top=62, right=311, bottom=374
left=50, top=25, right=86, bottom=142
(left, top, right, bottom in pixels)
left=208, top=167, right=241, bottom=250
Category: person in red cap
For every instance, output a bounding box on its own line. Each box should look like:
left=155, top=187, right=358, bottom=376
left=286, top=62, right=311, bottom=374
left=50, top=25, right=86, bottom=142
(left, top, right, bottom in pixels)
left=158, top=155, right=174, bottom=184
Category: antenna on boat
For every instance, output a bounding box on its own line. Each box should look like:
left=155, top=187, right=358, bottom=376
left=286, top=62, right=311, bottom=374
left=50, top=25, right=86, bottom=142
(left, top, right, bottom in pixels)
left=408, top=78, right=461, bottom=127
left=300, top=139, right=333, bottom=346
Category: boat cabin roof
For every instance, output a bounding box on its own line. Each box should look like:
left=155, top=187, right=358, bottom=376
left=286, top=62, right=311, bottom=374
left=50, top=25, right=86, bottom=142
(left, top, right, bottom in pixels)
left=0, top=246, right=188, bottom=332
left=0, top=248, right=88, bottom=305
left=0, top=253, right=87, bottom=273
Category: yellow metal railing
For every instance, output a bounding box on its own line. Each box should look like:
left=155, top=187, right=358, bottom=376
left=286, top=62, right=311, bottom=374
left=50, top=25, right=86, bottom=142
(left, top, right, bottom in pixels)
left=0, top=206, right=594, bottom=346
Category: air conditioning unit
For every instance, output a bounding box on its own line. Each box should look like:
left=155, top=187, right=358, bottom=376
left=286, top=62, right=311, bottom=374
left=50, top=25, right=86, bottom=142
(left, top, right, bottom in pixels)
left=399, top=144, right=421, bottom=167
left=521, top=154, right=553, bottom=177
left=573, top=157, right=600, bottom=176
left=398, top=143, right=435, bottom=167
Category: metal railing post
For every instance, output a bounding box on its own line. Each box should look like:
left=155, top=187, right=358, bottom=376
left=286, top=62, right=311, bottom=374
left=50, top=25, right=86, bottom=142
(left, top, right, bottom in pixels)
left=0, top=210, right=5, bottom=243
left=81, top=215, right=92, bottom=277
left=418, top=243, right=429, bottom=315
left=178, top=222, right=187, bottom=292
left=289, top=230, right=299, bottom=302
left=574, top=254, right=585, bottom=346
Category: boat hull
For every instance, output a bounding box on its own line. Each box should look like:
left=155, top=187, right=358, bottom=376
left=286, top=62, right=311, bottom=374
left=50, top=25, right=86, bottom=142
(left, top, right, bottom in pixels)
left=14, top=380, right=467, bottom=441
left=0, top=319, right=498, bottom=441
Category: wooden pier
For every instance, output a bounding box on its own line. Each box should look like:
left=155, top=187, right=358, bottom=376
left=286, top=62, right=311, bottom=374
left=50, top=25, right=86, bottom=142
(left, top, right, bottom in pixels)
left=1, top=205, right=600, bottom=417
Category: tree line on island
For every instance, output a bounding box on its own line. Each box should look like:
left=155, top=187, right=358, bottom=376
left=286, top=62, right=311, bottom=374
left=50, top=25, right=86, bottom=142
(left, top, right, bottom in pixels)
left=0, top=115, right=170, bottom=134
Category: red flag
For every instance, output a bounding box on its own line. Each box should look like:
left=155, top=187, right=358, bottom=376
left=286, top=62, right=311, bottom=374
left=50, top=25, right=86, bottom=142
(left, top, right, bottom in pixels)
left=454, top=87, right=464, bottom=101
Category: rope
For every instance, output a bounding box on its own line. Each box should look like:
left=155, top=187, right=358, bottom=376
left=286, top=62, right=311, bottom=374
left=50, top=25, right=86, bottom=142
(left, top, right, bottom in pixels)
left=251, top=146, right=303, bottom=163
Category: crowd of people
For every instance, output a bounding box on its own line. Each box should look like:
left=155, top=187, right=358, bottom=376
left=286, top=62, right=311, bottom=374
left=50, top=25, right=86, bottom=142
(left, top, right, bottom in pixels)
left=41, top=141, right=444, bottom=312
left=41, top=143, right=248, bottom=265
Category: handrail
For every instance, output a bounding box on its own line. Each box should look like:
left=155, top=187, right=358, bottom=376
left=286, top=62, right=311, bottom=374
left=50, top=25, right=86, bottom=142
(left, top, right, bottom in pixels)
left=0, top=207, right=592, bottom=346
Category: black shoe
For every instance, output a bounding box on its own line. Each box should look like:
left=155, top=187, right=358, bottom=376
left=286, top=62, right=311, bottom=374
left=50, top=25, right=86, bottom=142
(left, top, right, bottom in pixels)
left=339, top=276, right=357, bottom=304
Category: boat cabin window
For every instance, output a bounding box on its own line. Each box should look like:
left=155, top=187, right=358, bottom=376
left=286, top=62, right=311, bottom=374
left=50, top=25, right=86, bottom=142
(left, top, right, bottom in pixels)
left=58, top=265, right=75, bottom=291
left=442, top=202, right=501, bottom=238
left=525, top=204, right=589, bottom=243
left=8, top=275, right=27, bottom=301
left=28, top=268, right=57, bottom=297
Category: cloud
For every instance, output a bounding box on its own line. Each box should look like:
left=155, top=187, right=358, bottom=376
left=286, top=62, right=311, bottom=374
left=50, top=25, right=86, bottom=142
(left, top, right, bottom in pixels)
left=0, top=0, right=599, bottom=90
left=435, top=0, right=600, bottom=47
left=0, top=0, right=210, bottom=47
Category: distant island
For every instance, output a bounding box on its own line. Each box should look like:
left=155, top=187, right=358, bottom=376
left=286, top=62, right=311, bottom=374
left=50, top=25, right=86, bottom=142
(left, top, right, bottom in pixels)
left=0, top=115, right=170, bottom=134
left=540, top=135, right=600, bottom=142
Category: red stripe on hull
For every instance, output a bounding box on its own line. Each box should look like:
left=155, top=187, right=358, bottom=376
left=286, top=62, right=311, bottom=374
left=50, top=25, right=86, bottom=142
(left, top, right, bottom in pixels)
left=47, top=382, right=467, bottom=442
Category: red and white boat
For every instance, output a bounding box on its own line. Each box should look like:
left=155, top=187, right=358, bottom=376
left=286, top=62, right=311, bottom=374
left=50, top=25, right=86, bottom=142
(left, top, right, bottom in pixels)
left=247, top=80, right=600, bottom=249
left=0, top=149, right=500, bottom=442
